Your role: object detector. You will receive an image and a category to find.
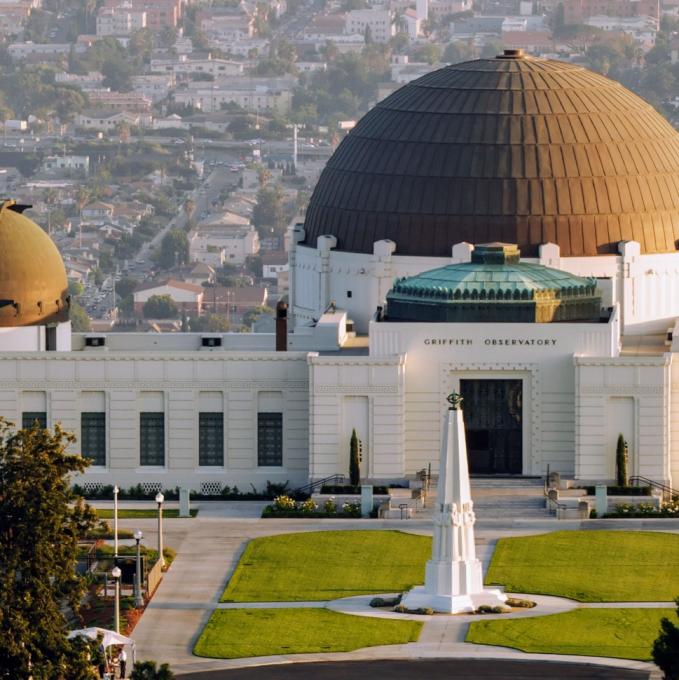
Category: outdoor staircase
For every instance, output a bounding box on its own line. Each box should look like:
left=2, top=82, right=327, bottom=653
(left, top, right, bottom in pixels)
left=414, top=476, right=549, bottom=520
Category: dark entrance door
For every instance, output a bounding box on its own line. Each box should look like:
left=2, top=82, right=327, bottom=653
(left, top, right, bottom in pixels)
left=459, top=379, right=523, bottom=475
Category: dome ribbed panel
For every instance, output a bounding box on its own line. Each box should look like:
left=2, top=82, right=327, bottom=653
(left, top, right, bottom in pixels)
left=303, top=57, right=679, bottom=256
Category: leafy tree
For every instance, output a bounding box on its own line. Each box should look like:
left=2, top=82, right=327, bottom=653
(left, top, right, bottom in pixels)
left=0, top=419, right=97, bottom=678
left=242, top=304, right=273, bottom=328
left=443, top=41, right=474, bottom=64
left=116, top=277, right=138, bottom=300
left=68, top=280, right=85, bottom=297
left=252, top=185, right=285, bottom=235
left=69, top=301, right=91, bottom=332
left=652, top=598, right=679, bottom=680
left=143, top=294, right=179, bottom=319
left=245, top=254, right=263, bottom=278
left=130, top=660, right=175, bottom=680
left=159, top=228, right=189, bottom=269
left=349, top=428, right=361, bottom=487
left=190, top=313, right=231, bottom=332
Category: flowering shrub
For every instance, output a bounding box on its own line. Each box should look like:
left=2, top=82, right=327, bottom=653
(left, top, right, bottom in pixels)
left=614, top=502, right=657, bottom=515
left=342, top=501, right=361, bottom=517
left=661, top=499, right=679, bottom=516
left=272, top=494, right=296, bottom=511
left=323, top=498, right=336, bottom=514
left=298, top=498, right=318, bottom=514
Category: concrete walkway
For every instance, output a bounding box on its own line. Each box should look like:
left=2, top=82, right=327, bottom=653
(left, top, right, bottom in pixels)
left=109, top=502, right=678, bottom=676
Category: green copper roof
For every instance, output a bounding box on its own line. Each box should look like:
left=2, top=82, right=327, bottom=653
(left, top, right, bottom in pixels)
left=389, top=244, right=597, bottom=301
left=385, top=243, right=602, bottom=323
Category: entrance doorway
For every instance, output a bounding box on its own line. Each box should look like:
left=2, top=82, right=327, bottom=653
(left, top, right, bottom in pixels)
left=459, top=379, right=523, bottom=475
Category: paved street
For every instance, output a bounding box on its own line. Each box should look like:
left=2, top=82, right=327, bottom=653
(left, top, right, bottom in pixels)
left=110, top=501, right=678, bottom=677
left=179, top=659, right=655, bottom=680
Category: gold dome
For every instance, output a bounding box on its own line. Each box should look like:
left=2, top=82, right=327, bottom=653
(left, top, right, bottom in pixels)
left=0, top=200, right=69, bottom=327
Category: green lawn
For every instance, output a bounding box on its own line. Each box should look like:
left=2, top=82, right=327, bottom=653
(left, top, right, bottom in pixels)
left=486, top=530, right=679, bottom=601
left=467, top=608, right=674, bottom=661
left=193, top=608, right=422, bottom=659
left=95, top=509, right=198, bottom=519
left=222, top=530, right=431, bottom=602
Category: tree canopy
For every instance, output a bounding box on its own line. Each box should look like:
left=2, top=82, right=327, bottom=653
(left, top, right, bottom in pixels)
left=159, top=228, right=190, bottom=269
left=0, top=419, right=97, bottom=678
left=143, top=294, right=179, bottom=319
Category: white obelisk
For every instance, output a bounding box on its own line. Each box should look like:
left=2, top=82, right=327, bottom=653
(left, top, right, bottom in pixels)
left=400, top=393, right=506, bottom=613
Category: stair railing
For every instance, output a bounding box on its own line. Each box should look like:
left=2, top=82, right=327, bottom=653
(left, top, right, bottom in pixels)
left=629, top=476, right=679, bottom=502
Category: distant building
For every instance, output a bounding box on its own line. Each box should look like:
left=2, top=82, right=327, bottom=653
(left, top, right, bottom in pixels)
left=261, top=250, right=288, bottom=279
left=563, top=0, right=659, bottom=24
left=189, top=224, right=260, bottom=266
left=86, top=91, right=153, bottom=113
left=96, top=5, right=147, bottom=37
left=149, top=55, right=245, bottom=77
left=173, top=83, right=292, bottom=114
left=345, top=9, right=394, bottom=42
left=42, top=155, right=90, bottom=177
left=75, top=111, right=152, bottom=131
left=133, top=279, right=204, bottom=316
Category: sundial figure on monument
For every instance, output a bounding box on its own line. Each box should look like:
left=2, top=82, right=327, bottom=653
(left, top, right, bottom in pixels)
left=447, top=392, right=463, bottom=410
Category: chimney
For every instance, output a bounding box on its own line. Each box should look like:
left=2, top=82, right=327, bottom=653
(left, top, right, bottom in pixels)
left=276, top=300, right=288, bottom=351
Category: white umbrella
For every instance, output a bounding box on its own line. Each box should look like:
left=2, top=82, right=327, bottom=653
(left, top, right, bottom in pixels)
left=68, top=627, right=136, bottom=663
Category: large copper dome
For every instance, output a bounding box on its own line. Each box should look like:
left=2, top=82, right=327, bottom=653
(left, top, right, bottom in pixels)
left=0, top=201, right=69, bottom=327
left=303, top=51, right=679, bottom=257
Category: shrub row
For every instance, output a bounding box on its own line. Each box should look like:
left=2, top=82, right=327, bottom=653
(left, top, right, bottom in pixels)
left=261, top=495, right=362, bottom=518
left=72, top=481, right=293, bottom=501
left=581, top=485, right=652, bottom=496
left=320, top=485, right=390, bottom=495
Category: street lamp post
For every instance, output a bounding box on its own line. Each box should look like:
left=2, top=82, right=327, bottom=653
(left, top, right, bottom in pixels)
left=155, top=492, right=165, bottom=568
left=113, top=485, right=119, bottom=557
left=111, top=565, right=121, bottom=634
left=134, top=529, right=144, bottom=608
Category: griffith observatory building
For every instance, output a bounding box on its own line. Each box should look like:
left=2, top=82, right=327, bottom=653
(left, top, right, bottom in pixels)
left=3, top=50, right=679, bottom=494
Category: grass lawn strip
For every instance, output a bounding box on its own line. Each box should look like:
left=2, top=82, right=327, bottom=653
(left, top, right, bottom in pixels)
left=193, top=608, right=422, bottom=659
left=486, top=530, right=679, bottom=602
left=466, top=608, right=673, bottom=661
left=96, top=509, right=198, bottom=519
left=222, top=530, right=431, bottom=602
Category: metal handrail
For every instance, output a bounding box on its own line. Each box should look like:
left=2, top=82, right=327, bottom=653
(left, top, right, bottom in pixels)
left=629, top=476, right=679, bottom=502
left=294, top=474, right=346, bottom=497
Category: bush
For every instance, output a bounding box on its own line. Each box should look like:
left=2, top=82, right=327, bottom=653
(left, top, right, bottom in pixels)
left=581, top=485, right=651, bottom=496
left=652, top=597, right=679, bottom=680
left=476, top=605, right=510, bottom=614
left=342, top=501, right=361, bottom=517
left=505, top=597, right=536, bottom=608
left=298, top=498, right=318, bottom=514
left=370, top=595, right=401, bottom=608
left=323, top=498, right=336, bottom=514
left=393, top=604, right=433, bottom=615
left=320, top=485, right=389, bottom=494
left=272, top=495, right=296, bottom=511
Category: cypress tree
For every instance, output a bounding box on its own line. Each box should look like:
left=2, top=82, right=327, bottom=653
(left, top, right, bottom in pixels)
left=652, top=598, right=679, bottom=680
left=349, top=429, right=360, bottom=487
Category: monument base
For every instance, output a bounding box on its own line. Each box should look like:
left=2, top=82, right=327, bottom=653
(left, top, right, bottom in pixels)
left=400, top=585, right=507, bottom=614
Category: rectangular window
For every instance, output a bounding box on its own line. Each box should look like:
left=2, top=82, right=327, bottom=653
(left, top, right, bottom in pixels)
left=199, top=412, right=224, bottom=466
left=81, top=412, right=106, bottom=466
left=22, top=412, right=47, bottom=429
left=140, top=412, right=165, bottom=466
left=257, top=412, right=283, bottom=466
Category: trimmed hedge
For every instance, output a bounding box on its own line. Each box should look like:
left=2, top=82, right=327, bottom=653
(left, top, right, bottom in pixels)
left=582, top=485, right=652, bottom=496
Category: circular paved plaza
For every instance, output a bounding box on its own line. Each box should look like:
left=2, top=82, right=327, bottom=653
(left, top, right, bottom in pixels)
left=181, top=659, right=652, bottom=680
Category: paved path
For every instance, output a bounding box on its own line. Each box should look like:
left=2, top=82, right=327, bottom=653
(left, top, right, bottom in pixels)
left=109, top=502, right=678, bottom=676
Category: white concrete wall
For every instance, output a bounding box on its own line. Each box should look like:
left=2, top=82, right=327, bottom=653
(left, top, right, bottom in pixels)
left=307, top=354, right=406, bottom=481
left=291, top=238, right=679, bottom=335
left=0, top=351, right=310, bottom=491
left=371, top=314, right=618, bottom=477
left=575, top=355, right=671, bottom=484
